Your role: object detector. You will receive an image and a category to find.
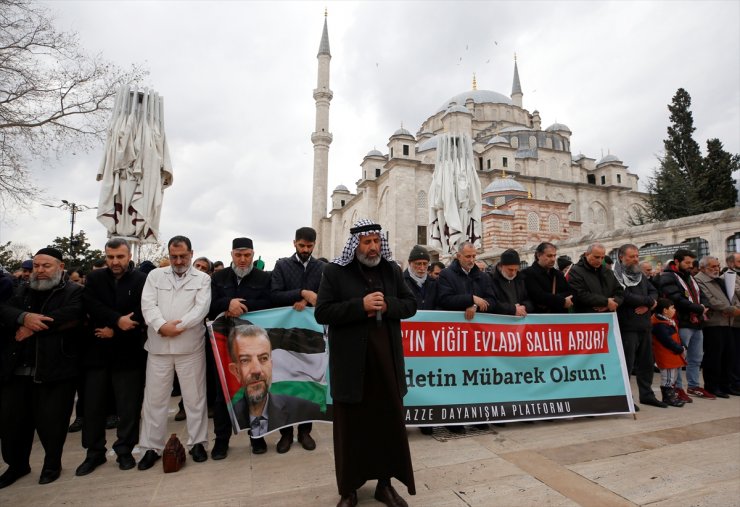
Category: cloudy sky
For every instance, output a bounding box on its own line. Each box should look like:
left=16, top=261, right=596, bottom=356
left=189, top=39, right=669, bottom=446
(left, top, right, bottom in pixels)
left=2, top=0, right=738, bottom=268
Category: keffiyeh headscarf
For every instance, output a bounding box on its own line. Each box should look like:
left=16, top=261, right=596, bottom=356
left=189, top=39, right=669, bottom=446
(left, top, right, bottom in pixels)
left=332, top=219, right=394, bottom=266
left=613, top=260, right=643, bottom=288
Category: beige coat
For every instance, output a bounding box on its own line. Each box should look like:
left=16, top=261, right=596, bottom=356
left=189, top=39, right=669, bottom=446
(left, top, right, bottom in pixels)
left=142, top=266, right=211, bottom=354
left=695, top=271, right=739, bottom=327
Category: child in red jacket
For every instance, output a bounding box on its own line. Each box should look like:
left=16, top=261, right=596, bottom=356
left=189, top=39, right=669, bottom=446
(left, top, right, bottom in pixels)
left=651, top=298, right=687, bottom=407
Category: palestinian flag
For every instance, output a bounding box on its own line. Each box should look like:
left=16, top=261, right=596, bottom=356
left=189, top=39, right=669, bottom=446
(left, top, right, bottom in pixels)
left=207, top=308, right=330, bottom=434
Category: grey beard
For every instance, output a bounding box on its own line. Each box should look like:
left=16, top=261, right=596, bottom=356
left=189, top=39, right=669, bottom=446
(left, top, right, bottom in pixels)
left=29, top=271, right=62, bottom=291
left=501, top=271, right=516, bottom=281
left=625, top=263, right=642, bottom=275
left=233, top=264, right=253, bottom=278
left=357, top=251, right=381, bottom=267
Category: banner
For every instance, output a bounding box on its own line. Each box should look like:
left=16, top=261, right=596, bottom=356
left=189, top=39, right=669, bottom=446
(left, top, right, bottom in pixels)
left=208, top=309, right=633, bottom=436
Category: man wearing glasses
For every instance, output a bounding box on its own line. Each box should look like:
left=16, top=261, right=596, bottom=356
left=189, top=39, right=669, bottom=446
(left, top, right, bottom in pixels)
left=137, top=236, right=212, bottom=470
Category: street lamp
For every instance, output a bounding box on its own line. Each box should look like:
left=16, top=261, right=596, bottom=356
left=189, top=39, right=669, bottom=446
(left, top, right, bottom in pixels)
left=42, top=200, right=96, bottom=260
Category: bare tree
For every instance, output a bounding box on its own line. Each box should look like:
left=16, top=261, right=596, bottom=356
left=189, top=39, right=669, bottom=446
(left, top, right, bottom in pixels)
left=136, top=240, right=167, bottom=264
left=0, top=0, right=146, bottom=208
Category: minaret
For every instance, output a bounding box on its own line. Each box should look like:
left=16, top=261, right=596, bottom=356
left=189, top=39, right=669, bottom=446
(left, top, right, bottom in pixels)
left=511, top=54, right=523, bottom=108
left=311, top=11, right=333, bottom=234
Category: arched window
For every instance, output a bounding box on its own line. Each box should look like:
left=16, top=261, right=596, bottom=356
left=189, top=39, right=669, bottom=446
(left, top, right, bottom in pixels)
left=417, top=190, right=427, bottom=209
left=501, top=221, right=512, bottom=232
left=527, top=212, right=540, bottom=231
left=548, top=214, right=560, bottom=233
left=682, top=237, right=709, bottom=258
left=726, top=232, right=740, bottom=254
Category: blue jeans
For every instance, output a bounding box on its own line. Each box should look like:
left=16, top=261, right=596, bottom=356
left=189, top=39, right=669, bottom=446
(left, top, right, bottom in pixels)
left=677, top=327, right=704, bottom=389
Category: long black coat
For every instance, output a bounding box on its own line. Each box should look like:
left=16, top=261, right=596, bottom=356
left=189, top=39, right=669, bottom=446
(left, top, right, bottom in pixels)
left=209, top=266, right=272, bottom=319
left=0, top=279, right=84, bottom=382
left=489, top=266, right=534, bottom=315
left=522, top=262, right=572, bottom=313
left=436, top=259, right=496, bottom=311
left=402, top=269, right=438, bottom=310
left=616, top=275, right=658, bottom=332
left=83, top=266, right=148, bottom=369
left=568, top=257, right=624, bottom=313
left=314, top=258, right=417, bottom=403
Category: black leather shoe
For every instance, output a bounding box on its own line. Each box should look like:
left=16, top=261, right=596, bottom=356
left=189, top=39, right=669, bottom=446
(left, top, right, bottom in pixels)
left=174, top=407, right=186, bottom=421
left=38, top=468, right=61, bottom=485
left=116, top=453, right=136, bottom=470
left=0, top=467, right=31, bottom=489
left=68, top=417, right=83, bottom=433
left=298, top=432, right=316, bottom=451
left=75, top=455, right=106, bottom=476
left=712, top=390, right=730, bottom=399
left=640, top=396, right=668, bottom=408
left=189, top=443, right=208, bottom=462
left=276, top=433, right=293, bottom=453
left=211, top=440, right=229, bottom=460
left=137, top=450, right=160, bottom=470
left=633, top=404, right=640, bottom=412
left=251, top=437, right=267, bottom=455
left=374, top=483, right=408, bottom=507
left=336, top=491, right=358, bottom=507
left=726, top=386, right=740, bottom=396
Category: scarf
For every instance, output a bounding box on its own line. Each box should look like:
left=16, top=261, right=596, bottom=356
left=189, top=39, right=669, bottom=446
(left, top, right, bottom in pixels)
left=332, top=218, right=393, bottom=266
left=613, top=260, right=643, bottom=288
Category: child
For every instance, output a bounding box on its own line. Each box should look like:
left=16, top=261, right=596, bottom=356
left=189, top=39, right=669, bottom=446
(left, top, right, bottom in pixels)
left=651, top=298, right=687, bottom=407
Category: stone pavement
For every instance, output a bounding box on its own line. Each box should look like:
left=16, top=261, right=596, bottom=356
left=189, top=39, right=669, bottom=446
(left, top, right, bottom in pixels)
left=1, top=378, right=739, bottom=507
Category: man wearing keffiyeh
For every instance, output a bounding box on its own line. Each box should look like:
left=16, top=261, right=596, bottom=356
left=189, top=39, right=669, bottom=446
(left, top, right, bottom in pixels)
left=315, top=219, right=417, bottom=507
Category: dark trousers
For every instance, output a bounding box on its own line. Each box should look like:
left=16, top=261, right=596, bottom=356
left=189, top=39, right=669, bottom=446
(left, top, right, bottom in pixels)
left=621, top=330, right=656, bottom=401
left=703, top=326, right=734, bottom=392
left=731, top=327, right=740, bottom=387
left=81, top=368, right=144, bottom=458
left=1, top=376, right=76, bottom=471
left=212, top=357, right=234, bottom=444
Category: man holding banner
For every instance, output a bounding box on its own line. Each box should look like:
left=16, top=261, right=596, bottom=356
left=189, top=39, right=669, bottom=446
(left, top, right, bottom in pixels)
left=315, top=219, right=416, bottom=507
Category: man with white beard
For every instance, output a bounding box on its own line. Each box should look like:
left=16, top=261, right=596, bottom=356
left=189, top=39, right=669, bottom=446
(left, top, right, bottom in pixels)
left=613, top=244, right=664, bottom=409
left=209, top=237, right=272, bottom=457
left=488, top=249, right=533, bottom=316
left=0, top=248, right=84, bottom=488
left=137, top=236, right=212, bottom=470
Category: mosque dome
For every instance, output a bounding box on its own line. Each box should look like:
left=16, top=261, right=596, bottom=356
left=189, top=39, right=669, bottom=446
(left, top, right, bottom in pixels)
left=417, top=135, right=439, bottom=152
left=596, top=154, right=622, bottom=166
left=487, top=135, right=509, bottom=145
left=365, top=149, right=385, bottom=158
left=392, top=127, right=413, bottom=137
left=483, top=177, right=526, bottom=194
left=546, top=123, right=571, bottom=133
left=333, top=184, right=349, bottom=192
left=438, top=89, right=513, bottom=112
left=444, top=104, right=472, bottom=115
left=498, top=125, right=533, bottom=133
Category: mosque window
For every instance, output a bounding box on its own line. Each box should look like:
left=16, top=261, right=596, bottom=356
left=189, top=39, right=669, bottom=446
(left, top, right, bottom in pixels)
left=403, top=144, right=409, bottom=156
left=487, top=159, right=491, bottom=169
left=726, top=232, right=740, bottom=254
left=600, top=175, right=606, bottom=185
left=501, top=221, right=512, bottom=232
left=340, top=200, right=345, bottom=207
left=527, top=212, right=540, bottom=231
left=617, top=174, right=622, bottom=184
left=417, top=190, right=427, bottom=209
left=548, top=214, right=560, bottom=233
left=587, top=174, right=596, bottom=185
left=494, top=196, right=505, bottom=207
left=375, top=168, right=381, bottom=177
left=682, top=237, right=709, bottom=258
left=417, top=226, right=427, bottom=245
left=503, top=157, right=508, bottom=168
left=529, top=136, right=537, bottom=149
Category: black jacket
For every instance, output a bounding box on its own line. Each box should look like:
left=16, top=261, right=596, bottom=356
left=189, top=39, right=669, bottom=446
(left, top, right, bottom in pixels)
left=616, top=275, right=658, bottom=332
left=522, top=262, right=572, bottom=313
left=436, top=259, right=496, bottom=311
left=489, top=266, right=534, bottom=315
left=233, top=393, right=324, bottom=435
left=314, top=258, right=417, bottom=403
left=402, top=269, right=438, bottom=310
left=0, top=279, right=84, bottom=382
left=83, top=266, right=148, bottom=369
left=568, top=257, right=624, bottom=313
left=658, top=261, right=708, bottom=329
left=270, top=255, right=324, bottom=307
left=209, top=267, right=272, bottom=319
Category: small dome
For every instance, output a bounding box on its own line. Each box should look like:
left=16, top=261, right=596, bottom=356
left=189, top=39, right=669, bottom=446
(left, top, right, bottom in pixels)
left=365, top=149, right=385, bottom=158
left=596, top=154, right=622, bottom=166
left=444, top=104, right=472, bottom=115
left=392, top=127, right=413, bottom=137
left=483, top=177, right=526, bottom=194
left=487, top=135, right=509, bottom=145
left=498, top=126, right=533, bottom=133
left=573, top=153, right=585, bottom=161
left=546, top=123, right=571, bottom=133
left=334, top=184, right=349, bottom=192
left=418, top=135, right=439, bottom=152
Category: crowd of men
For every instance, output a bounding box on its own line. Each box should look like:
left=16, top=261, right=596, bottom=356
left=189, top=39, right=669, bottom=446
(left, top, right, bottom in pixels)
left=1, top=224, right=739, bottom=507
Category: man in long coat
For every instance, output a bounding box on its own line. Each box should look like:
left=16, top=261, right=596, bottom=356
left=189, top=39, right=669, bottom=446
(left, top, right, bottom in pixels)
left=315, top=219, right=417, bottom=507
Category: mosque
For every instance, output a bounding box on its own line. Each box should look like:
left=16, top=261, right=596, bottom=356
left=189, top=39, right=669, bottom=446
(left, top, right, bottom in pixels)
left=310, top=16, right=739, bottom=264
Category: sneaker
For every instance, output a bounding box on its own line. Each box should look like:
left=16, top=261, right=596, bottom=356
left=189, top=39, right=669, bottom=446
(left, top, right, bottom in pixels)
left=687, top=387, right=716, bottom=400
left=674, top=387, right=692, bottom=403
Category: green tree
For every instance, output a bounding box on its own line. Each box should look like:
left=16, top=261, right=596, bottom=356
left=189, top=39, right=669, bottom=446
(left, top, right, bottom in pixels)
left=700, top=138, right=739, bottom=211
left=47, top=230, right=103, bottom=273
left=646, top=88, right=739, bottom=221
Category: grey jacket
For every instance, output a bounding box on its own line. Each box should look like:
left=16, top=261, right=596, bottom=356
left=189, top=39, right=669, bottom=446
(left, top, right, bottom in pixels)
left=695, top=272, right=739, bottom=327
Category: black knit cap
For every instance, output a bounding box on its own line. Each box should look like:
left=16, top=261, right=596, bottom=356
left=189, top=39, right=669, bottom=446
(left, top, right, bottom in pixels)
left=500, top=249, right=520, bottom=266
left=408, top=245, right=431, bottom=262
left=232, top=237, right=253, bottom=250
left=35, top=247, right=64, bottom=262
